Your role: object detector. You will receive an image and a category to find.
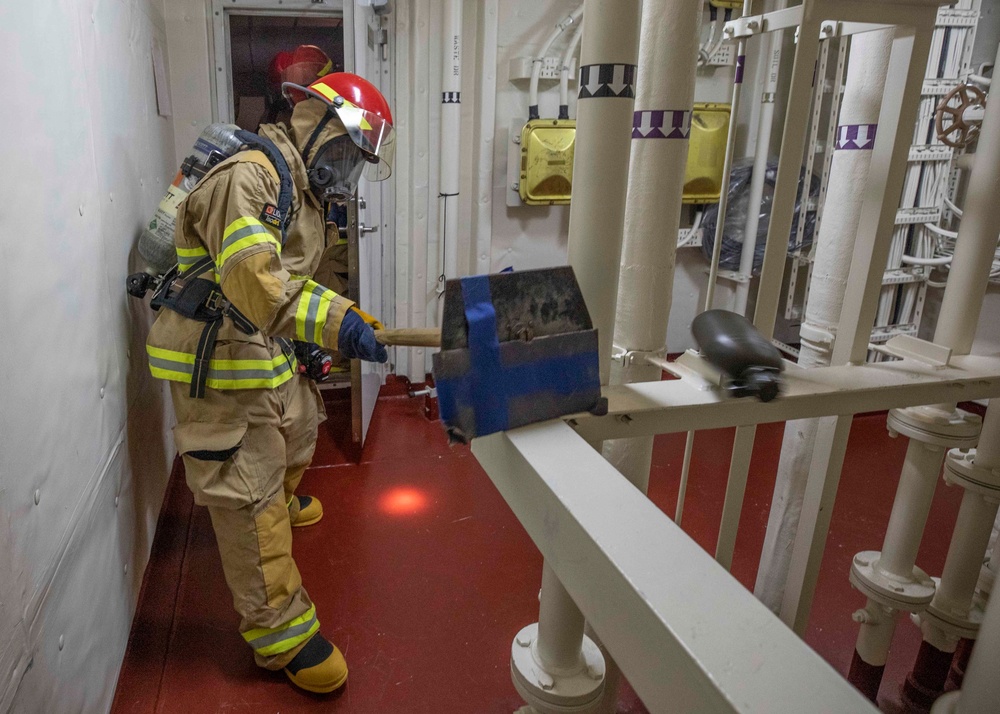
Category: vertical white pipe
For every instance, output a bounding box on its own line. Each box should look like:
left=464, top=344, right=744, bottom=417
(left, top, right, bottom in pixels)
left=603, top=0, right=700, bottom=485
left=565, top=0, right=640, bottom=386
left=675, top=432, right=695, bottom=525
left=439, top=0, right=462, bottom=282
left=528, top=3, right=640, bottom=708
left=734, top=4, right=786, bottom=316
left=855, top=599, right=900, bottom=667
left=878, top=441, right=946, bottom=577
left=933, top=43, right=1000, bottom=357
left=755, top=29, right=896, bottom=612
left=935, top=491, right=998, bottom=614
left=955, top=577, right=1000, bottom=714
left=704, top=36, right=748, bottom=311
left=537, top=563, right=586, bottom=670
left=595, top=3, right=699, bottom=708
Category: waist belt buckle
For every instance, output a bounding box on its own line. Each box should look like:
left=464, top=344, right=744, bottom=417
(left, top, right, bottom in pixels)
left=204, top=291, right=228, bottom=313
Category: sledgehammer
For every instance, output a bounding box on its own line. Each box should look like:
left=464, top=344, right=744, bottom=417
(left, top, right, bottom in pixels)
left=374, top=328, right=442, bottom=347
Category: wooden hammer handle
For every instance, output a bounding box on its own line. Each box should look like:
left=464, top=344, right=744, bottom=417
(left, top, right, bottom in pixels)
left=374, top=327, right=442, bottom=347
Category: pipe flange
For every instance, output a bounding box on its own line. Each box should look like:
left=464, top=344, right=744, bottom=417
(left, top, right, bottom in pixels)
left=850, top=550, right=936, bottom=609
left=510, top=624, right=605, bottom=714
left=922, top=591, right=985, bottom=641
left=886, top=407, right=981, bottom=449
left=943, top=449, right=1000, bottom=499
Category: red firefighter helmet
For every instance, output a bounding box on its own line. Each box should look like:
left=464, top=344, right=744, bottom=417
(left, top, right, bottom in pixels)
left=283, top=72, right=396, bottom=181
left=268, top=46, right=334, bottom=104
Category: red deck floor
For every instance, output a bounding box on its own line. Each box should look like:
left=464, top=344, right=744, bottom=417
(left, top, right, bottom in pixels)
left=111, top=386, right=977, bottom=714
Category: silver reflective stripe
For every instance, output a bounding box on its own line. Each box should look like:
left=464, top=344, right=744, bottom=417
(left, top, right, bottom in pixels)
left=304, top=287, right=323, bottom=345
left=246, top=612, right=318, bottom=652
left=221, top=223, right=268, bottom=253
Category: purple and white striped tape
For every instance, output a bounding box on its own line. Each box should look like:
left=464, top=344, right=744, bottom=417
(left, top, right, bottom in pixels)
left=835, top=123, right=878, bottom=150
left=632, top=110, right=691, bottom=139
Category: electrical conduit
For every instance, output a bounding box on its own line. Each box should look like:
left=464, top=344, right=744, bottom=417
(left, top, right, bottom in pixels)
left=439, top=0, right=462, bottom=287
left=529, top=6, right=583, bottom=120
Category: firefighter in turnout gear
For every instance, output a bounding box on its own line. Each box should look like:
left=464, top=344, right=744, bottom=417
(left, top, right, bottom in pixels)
left=145, top=73, right=395, bottom=694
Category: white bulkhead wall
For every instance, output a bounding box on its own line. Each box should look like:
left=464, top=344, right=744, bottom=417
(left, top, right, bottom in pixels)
left=0, top=0, right=178, bottom=712
left=394, top=0, right=745, bottom=378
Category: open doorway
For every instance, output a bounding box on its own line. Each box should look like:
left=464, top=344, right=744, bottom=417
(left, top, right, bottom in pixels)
left=226, top=14, right=345, bottom=131
left=212, top=0, right=392, bottom=453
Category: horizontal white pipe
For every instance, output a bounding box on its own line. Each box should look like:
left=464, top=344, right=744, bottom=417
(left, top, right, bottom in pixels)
left=923, top=222, right=959, bottom=239
left=473, top=421, right=880, bottom=713
left=901, top=253, right=953, bottom=266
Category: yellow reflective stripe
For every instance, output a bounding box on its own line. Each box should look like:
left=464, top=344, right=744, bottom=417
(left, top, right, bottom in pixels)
left=314, top=289, right=334, bottom=346
left=336, top=237, right=348, bottom=246
left=311, top=83, right=338, bottom=102
left=147, top=345, right=195, bottom=364
left=146, top=345, right=297, bottom=390
left=295, top=287, right=314, bottom=342
left=294, top=281, right=337, bottom=344
left=242, top=605, right=320, bottom=656
left=177, top=246, right=210, bottom=273
left=217, top=217, right=280, bottom=271
left=288, top=273, right=311, bottom=281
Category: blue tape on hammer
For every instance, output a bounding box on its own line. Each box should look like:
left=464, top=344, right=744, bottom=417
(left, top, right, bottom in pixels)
left=461, top=275, right=508, bottom=435
left=437, top=275, right=600, bottom=439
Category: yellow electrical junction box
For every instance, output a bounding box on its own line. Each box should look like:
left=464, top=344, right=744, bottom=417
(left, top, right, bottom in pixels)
left=683, top=102, right=732, bottom=204
left=519, top=119, right=576, bottom=205
left=709, top=0, right=743, bottom=9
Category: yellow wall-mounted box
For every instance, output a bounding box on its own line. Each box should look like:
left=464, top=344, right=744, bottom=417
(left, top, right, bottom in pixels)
left=519, top=119, right=576, bottom=205
left=683, top=102, right=732, bottom=204
left=709, top=0, right=743, bottom=9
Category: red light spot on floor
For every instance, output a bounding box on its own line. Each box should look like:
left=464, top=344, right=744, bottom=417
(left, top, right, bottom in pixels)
left=378, top=486, right=429, bottom=516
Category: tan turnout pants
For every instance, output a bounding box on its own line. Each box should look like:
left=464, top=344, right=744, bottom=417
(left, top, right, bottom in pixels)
left=170, top=374, right=325, bottom=669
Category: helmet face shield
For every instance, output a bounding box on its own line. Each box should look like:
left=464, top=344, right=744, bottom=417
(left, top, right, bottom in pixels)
left=307, top=136, right=367, bottom=202
left=283, top=80, right=396, bottom=181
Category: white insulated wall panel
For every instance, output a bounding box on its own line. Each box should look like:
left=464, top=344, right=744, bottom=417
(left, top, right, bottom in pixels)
left=0, top=0, right=177, bottom=711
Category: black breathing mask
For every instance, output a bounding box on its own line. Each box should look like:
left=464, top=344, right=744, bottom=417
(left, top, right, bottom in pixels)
left=307, top=135, right=368, bottom=203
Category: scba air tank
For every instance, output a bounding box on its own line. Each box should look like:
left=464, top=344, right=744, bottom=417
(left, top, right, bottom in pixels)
left=137, top=123, right=243, bottom=275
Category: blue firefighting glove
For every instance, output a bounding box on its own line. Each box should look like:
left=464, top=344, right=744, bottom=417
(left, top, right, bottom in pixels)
left=337, top=309, right=388, bottom=363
